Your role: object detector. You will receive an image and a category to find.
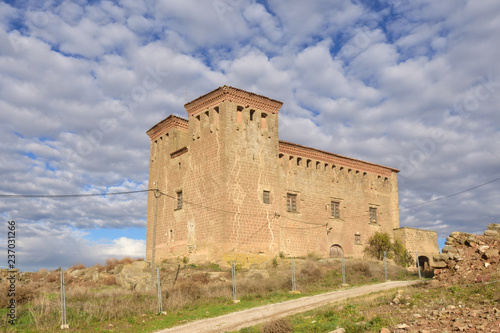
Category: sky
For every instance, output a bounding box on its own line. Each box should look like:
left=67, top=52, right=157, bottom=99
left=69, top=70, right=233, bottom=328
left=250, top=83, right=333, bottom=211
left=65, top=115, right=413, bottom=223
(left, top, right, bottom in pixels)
left=0, top=0, right=499, bottom=272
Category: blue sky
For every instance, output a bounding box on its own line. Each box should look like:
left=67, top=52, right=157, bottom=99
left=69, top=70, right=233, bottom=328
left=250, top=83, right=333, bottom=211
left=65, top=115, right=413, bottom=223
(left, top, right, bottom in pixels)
left=0, top=0, right=499, bottom=271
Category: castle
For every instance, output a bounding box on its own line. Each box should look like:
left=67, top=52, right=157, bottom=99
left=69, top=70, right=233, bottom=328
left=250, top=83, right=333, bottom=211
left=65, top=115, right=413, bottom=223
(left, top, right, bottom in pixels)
left=145, top=86, right=438, bottom=266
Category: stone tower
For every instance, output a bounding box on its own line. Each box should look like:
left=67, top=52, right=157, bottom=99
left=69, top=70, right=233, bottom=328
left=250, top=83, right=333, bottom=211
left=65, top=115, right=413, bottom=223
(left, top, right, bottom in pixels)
left=146, top=86, right=283, bottom=262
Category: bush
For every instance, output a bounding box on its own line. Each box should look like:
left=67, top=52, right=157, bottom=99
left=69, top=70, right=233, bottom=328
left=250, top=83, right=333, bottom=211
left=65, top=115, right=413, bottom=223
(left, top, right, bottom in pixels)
left=364, top=232, right=392, bottom=261
left=261, top=318, right=292, bottom=333
left=393, top=240, right=414, bottom=268
left=70, top=263, right=86, bottom=271
left=364, top=232, right=413, bottom=268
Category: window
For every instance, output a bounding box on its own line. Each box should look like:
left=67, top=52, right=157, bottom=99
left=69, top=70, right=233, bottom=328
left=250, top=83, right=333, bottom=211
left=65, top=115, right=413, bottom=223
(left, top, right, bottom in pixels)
left=176, top=191, right=183, bottom=209
left=369, top=207, right=377, bottom=223
left=355, top=233, right=361, bottom=244
left=261, top=113, right=268, bottom=129
left=287, top=193, right=297, bottom=212
left=331, top=201, right=340, bottom=218
left=263, top=190, right=270, bottom=204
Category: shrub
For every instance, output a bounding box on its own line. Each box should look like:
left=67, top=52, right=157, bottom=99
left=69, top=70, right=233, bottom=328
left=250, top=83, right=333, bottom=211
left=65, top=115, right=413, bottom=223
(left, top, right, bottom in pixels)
left=364, top=232, right=414, bottom=268
left=364, top=232, right=392, bottom=261
left=70, top=263, right=86, bottom=271
left=261, top=318, right=292, bottom=333
left=102, top=275, right=116, bottom=285
left=119, top=257, right=134, bottom=265
left=393, top=239, right=414, bottom=268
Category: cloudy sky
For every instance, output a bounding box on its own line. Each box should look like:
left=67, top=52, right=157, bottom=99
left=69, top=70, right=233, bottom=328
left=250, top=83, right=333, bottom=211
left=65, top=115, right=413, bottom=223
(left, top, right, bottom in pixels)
left=0, top=0, right=499, bottom=271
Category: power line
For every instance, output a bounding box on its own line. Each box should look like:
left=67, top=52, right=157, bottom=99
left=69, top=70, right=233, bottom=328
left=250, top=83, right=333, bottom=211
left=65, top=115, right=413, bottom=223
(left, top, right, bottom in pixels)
left=401, top=176, right=500, bottom=210
left=0, top=189, right=152, bottom=198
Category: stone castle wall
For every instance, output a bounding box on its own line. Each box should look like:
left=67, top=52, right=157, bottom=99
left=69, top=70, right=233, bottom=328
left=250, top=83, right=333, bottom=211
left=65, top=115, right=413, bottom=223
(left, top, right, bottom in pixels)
left=145, top=86, right=429, bottom=263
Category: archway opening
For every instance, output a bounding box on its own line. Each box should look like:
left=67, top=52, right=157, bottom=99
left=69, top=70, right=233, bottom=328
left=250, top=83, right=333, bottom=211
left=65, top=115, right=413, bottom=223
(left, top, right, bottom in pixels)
left=330, top=244, right=343, bottom=258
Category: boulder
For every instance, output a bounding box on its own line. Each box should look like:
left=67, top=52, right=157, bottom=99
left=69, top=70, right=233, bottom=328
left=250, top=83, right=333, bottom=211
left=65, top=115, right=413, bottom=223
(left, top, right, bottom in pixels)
left=442, top=245, right=458, bottom=254
left=432, top=261, right=447, bottom=268
left=433, top=254, right=448, bottom=261
left=487, top=223, right=500, bottom=232
left=483, top=249, right=499, bottom=260
left=115, top=261, right=151, bottom=292
left=484, top=230, right=498, bottom=236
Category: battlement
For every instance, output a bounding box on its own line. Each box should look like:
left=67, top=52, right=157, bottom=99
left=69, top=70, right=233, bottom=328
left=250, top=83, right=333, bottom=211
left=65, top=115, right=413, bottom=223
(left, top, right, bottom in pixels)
left=184, top=85, right=283, bottom=116
left=146, top=115, right=188, bottom=141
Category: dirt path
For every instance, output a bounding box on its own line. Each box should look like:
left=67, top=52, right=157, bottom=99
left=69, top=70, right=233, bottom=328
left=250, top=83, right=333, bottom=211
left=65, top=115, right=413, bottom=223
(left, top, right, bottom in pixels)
left=156, top=280, right=422, bottom=333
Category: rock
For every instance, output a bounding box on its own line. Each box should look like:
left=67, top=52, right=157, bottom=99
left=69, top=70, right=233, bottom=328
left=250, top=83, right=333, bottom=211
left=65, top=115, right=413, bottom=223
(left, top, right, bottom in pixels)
left=396, top=323, right=409, bottom=328
left=478, top=245, right=490, bottom=253
left=380, top=328, right=390, bottom=333
left=442, top=245, right=458, bottom=254
left=115, top=261, right=151, bottom=292
left=70, top=269, right=85, bottom=278
left=476, top=275, right=490, bottom=283
left=486, top=223, right=500, bottom=232
left=484, top=230, right=498, bottom=236
left=484, top=263, right=490, bottom=268
left=330, top=328, right=345, bottom=333
left=432, top=261, right=448, bottom=268
left=433, top=254, right=448, bottom=261
left=483, top=249, right=498, bottom=259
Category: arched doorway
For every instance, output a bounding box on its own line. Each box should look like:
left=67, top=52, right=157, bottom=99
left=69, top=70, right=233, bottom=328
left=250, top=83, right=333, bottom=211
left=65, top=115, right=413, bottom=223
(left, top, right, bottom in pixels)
left=418, top=256, right=429, bottom=270
left=330, top=244, right=343, bottom=258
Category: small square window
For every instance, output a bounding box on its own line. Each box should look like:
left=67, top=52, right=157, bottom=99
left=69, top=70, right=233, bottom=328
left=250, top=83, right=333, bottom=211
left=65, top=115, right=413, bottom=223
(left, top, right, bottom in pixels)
left=331, top=201, right=340, bottom=218
left=263, top=190, right=270, bottom=204
left=355, top=233, right=361, bottom=244
left=369, top=207, right=377, bottom=223
left=176, top=191, right=183, bottom=210
left=287, top=193, right=297, bottom=212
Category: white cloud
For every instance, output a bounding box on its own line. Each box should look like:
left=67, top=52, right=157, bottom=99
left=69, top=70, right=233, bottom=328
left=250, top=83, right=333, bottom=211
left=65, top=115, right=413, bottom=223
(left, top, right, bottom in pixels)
left=1, top=0, right=499, bottom=270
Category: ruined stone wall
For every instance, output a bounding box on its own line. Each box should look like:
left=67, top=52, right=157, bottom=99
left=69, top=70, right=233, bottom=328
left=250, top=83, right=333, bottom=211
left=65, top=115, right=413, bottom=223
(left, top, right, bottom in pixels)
left=394, top=227, right=439, bottom=265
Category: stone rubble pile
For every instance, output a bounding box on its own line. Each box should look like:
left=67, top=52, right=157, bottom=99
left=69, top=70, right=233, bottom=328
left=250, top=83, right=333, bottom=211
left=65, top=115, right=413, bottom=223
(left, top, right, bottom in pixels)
left=432, top=223, right=499, bottom=284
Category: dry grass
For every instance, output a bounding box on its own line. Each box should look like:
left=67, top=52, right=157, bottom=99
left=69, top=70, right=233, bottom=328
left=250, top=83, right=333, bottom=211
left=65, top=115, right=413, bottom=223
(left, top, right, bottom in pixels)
left=2, top=257, right=416, bottom=332
left=261, top=318, right=292, bottom=333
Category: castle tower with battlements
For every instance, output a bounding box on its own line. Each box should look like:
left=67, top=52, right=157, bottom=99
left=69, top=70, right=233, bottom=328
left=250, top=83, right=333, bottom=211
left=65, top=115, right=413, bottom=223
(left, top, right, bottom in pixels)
left=145, top=86, right=412, bottom=263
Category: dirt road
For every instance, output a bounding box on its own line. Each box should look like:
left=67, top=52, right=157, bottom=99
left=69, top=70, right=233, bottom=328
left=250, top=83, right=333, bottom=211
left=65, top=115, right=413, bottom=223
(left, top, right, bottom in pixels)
left=156, top=280, right=422, bottom=333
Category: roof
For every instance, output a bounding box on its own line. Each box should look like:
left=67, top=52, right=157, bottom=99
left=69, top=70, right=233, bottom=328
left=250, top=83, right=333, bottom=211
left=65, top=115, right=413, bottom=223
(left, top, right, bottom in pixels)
left=146, top=115, right=188, bottom=141
left=279, top=140, right=399, bottom=175
left=184, top=85, right=283, bottom=115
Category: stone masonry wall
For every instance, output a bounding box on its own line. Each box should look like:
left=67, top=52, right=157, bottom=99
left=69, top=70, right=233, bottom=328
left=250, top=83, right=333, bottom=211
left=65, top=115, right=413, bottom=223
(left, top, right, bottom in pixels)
left=394, top=227, right=439, bottom=266
left=146, top=86, right=405, bottom=263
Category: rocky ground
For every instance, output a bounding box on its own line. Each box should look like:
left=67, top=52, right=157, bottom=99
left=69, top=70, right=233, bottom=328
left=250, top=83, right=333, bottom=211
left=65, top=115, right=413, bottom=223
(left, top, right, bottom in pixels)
left=376, top=223, right=500, bottom=332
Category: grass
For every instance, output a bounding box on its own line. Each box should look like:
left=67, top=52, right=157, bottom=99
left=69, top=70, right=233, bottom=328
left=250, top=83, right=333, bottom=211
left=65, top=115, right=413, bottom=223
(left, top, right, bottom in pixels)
left=0, top=257, right=419, bottom=332
left=233, top=278, right=500, bottom=333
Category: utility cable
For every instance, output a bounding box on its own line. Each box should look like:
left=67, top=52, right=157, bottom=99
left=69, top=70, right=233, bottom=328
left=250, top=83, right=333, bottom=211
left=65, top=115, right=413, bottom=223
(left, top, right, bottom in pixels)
left=0, top=189, right=152, bottom=198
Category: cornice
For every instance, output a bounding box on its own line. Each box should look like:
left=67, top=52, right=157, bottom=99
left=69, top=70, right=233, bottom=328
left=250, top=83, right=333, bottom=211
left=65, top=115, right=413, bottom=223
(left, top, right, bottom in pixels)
left=146, top=115, right=188, bottom=141
left=279, top=140, right=399, bottom=176
left=184, top=85, right=283, bottom=116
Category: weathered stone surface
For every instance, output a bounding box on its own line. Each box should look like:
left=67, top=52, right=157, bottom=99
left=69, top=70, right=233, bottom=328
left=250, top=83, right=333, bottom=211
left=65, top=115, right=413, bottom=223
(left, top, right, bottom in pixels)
left=484, top=230, right=498, bottom=236
left=115, top=261, right=151, bottom=292
left=433, top=254, right=447, bottom=261
left=442, top=245, right=458, bottom=254
left=483, top=249, right=498, bottom=259
left=487, top=223, right=500, bottom=232
left=432, top=261, right=447, bottom=268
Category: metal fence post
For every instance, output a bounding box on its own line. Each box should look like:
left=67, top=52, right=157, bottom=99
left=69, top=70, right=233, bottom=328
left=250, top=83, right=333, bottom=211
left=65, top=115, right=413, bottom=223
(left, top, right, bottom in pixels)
left=341, top=252, right=346, bottom=285
left=60, top=269, right=68, bottom=329
left=156, top=267, right=163, bottom=313
left=416, top=251, right=421, bottom=279
left=384, top=251, right=388, bottom=281
left=291, top=257, right=296, bottom=292
left=231, top=261, right=237, bottom=302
